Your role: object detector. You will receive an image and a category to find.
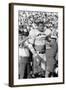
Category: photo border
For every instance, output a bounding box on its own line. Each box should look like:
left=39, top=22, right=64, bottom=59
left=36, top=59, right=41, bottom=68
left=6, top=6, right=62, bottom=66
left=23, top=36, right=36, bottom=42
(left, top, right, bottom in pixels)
left=9, top=3, right=65, bottom=87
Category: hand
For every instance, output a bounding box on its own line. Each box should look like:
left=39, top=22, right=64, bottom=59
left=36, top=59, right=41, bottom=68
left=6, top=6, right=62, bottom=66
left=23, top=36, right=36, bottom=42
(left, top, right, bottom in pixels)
left=33, top=53, right=46, bottom=64
left=33, top=53, right=38, bottom=57
left=33, top=54, right=41, bottom=65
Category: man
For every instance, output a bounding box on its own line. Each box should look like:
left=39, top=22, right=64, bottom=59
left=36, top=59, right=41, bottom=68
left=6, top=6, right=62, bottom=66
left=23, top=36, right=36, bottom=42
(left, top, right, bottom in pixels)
left=18, top=29, right=30, bottom=79
left=45, top=30, right=58, bottom=77
left=24, top=21, right=51, bottom=77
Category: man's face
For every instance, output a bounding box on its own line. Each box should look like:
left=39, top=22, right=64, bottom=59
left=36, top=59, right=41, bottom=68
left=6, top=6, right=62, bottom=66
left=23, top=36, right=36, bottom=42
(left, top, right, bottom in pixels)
left=38, top=23, right=44, bottom=32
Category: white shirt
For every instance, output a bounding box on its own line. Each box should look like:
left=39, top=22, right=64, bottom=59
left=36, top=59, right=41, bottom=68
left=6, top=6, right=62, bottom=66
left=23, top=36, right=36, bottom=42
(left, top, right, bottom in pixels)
left=28, top=28, right=51, bottom=45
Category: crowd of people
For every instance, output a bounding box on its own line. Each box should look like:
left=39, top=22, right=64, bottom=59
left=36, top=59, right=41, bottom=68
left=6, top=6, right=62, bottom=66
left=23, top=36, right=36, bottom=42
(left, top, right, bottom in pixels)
left=18, top=11, right=58, bottom=79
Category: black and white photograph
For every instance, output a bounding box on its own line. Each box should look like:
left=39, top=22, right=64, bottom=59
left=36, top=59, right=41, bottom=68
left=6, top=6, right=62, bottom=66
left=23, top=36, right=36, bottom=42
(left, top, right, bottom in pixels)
left=18, top=11, right=58, bottom=79
left=9, top=3, right=64, bottom=87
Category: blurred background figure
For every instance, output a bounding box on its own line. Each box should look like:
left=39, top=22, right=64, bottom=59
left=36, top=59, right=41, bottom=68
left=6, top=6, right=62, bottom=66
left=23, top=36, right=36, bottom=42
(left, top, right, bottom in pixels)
left=18, top=26, right=31, bottom=79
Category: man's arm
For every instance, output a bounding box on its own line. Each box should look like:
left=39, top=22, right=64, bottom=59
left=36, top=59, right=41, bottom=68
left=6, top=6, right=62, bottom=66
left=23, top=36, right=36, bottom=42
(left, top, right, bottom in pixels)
left=25, top=41, right=37, bottom=55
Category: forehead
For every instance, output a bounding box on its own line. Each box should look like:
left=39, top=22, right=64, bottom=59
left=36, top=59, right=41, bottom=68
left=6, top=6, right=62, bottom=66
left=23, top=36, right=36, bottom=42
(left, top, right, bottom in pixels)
left=38, top=23, right=44, bottom=26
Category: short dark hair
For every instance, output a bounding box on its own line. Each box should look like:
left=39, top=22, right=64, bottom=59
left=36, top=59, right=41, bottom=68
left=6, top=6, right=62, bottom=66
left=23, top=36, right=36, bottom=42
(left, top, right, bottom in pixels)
left=35, top=21, right=44, bottom=26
